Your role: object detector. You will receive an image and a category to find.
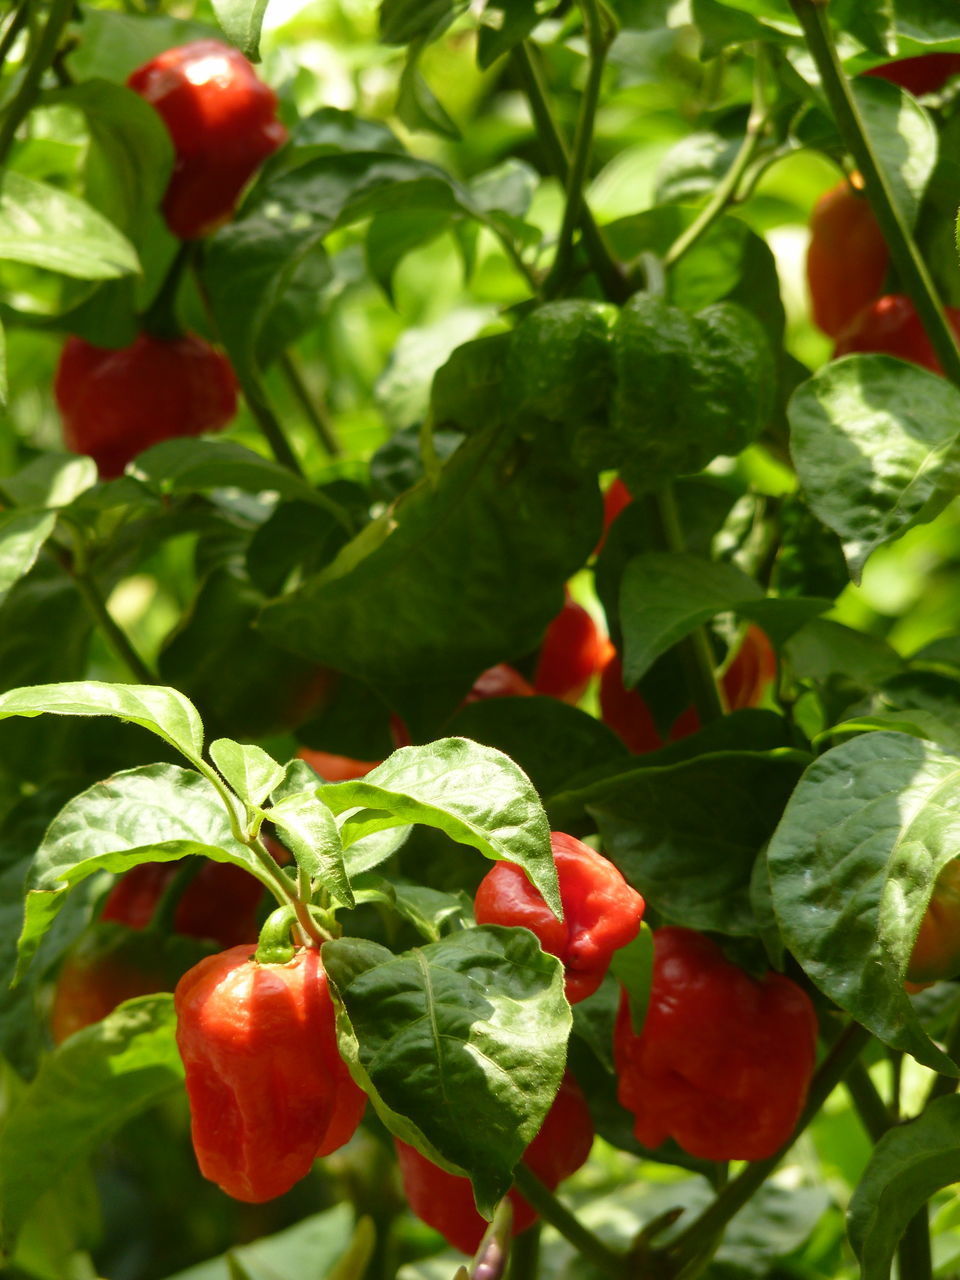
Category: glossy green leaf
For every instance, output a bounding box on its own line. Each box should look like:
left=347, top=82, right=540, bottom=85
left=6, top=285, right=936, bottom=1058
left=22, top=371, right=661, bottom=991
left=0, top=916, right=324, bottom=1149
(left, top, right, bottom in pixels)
left=212, top=0, right=269, bottom=59
left=317, top=738, right=560, bottom=917
left=785, top=617, right=904, bottom=687
left=789, top=355, right=960, bottom=581
left=610, top=924, right=654, bottom=1035
left=0, top=511, right=57, bottom=609
left=0, top=681, right=206, bottom=768
left=767, top=732, right=960, bottom=1073
left=268, top=789, right=353, bottom=908
left=0, top=995, right=182, bottom=1250
left=397, top=42, right=460, bottom=140
left=323, top=926, right=570, bottom=1217
left=477, top=0, right=543, bottom=68
left=163, top=1207, right=356, bottom=1280
left=853, top=78, right=938, bottom=228
left=0, top=318, right=5, bottom=407
left=0, top=454, right=98, bottom=509
left=503, top=300, right=616, bottom=429
left=430, top=334, right=510, bottom=433
left=351, top=875, right=469, bottom=942
left=15, top=764, right=269, bottom=978
left=0, top=171, right=139, bottom=280
left=379, top=0, right=464, bottom=43
left=849, top=1095, right=960, bottom=1280
left=131, top=438, right=335, bottom=508
left=209, top=739, right=285, bottom=807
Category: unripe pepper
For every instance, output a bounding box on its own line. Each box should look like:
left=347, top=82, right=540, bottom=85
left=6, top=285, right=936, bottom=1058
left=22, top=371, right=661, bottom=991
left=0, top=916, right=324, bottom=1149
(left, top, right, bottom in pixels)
left=174, top=944, right=367, bottom=1202
left=473, top=832, right=645, bottom=1002
left=906, top=859, right=960, bottom=986
left=128, top=40, right=287, bottom=240
left=833, top=293, right=960, bottom=375
left=614, top=927, right=817, bottom=1161
left=394, top=1073, right=594, bottom=1254
left=55, top=331, right=237, bottom=477
left=807, top=179, right=888, bottom=339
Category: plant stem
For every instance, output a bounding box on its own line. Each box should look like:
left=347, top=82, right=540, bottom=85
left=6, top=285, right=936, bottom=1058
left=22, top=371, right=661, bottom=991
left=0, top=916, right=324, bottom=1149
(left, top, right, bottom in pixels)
left=897, top=1207, right=932, bottom=1280
left=236, top=369, right=307, bottom=477
left=72, top=569, right=157, bottom=685
left=510, top=41, right=630, bottom=303
left=279, top=352, right=343, bottom=457
left=507, top=1222, right=541, bottom=1280
left=0, top=0, right=75, bottom=166
left=543, top=0, right=612, bottom=298
left=844, top=1059, right=891, bottom=1141
left=663, top=44, right=770, bottom=270
left=664, top=1021, right=872, bottom=1271
left=512, top=1165, right=627, bottom=1278
left=788, top=0, right=960, bottom=390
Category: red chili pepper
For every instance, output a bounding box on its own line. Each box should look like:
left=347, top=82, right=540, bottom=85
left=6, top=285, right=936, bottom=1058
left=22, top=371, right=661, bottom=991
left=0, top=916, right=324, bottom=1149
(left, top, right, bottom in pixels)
left=907, top=859, right=960, bottom=986
left=473, top=831, right=645, bottom=1002
left=833, top=293, right=960, bottom=375
left=807, top=179, right=889, bottom=339
left=534, top=592, right=609, bottom=703
left=174, top=944, right=367, bottom=1202
left=102, top=860, right=263, bottom=947
left=50, top=926, right=174, bottom=1045
left=55, top=331, right=237, bottom=478
left=864, top=53, right=960, bottom=96
left=297, top=747, right=381, bottom=781
left=128, top=40, right=287, bottom=240
left=394, top=1073, right=594, bottom=1254
left=594, top=476, right=633, bottom=556
left=614, top=927, right=817, bottom=1161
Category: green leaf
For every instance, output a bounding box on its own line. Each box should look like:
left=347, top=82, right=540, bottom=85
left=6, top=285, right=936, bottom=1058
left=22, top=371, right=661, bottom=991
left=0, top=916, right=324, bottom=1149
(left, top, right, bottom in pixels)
left=477, top=0, right=543, bottom=68
left=0, top=994, right=183, bottom=1250
left=162, top=1207, right=356, bottom=1280
left=317, top=738, right=560, bottom=918
left=132, top=438, right=334, bottom=508
left=0, top=511, right=57, bottom=609
left=849, top=1095, right=960, bottom=1280
left=503, top=300, right=616, bottom=429
left=323, top=926, right=570, bottom=1217
left=0, top=453, right=98, bottom=509
left=430, top=334, right=510, bottom=433
left=610, top=924, right=654, bottom=1034
left=379, top=0, right=464, bottom=44
left=789, top=355, right=960, bottom=581
left=212, top=0, right=269, bottom=59
left=0, top=681, right=206, bottom=768
left=397, top=42, right=461, bottom=140
left=15, top=764, right=268, bottom=978
left=268, top=790, right=354, bottom=909
left=0, top=171, right=139, bottom=280
left=0, top=318, right=5, bottom=408
left=852, top=78, right=938, bottom=228
left=785, top=617, right=904, bottom=687
left=351, top=875, right=470, bottom=942
left=209, top=739, right=285, bottom=807
left=767, top=732, right=960, bottom=1073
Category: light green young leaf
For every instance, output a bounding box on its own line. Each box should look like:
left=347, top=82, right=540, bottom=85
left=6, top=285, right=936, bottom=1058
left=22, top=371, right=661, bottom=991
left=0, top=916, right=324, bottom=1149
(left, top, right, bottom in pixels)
left=317, top=739, right=560, bottom=918
left=210, top=739, right=285, bottom=807
left=0, top=512, right=57, bottom=610
left=323, top=926, right=570, bottom=1218
left=268, top=790, right=353, bottom=908
left=211, top=0, right=269, bottom=59
left=0, top=454, right=98, bottom=509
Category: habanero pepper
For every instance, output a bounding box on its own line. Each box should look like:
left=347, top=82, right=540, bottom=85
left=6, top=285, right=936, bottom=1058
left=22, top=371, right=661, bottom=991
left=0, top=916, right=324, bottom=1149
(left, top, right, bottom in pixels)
left=394, top=1073, right=594, bottom=1255
left=833, top=293, right=960, bottom=375
left=128, top=40, right=287, bottom=240
left=614, top=927, right=818, bottom=1161
left=906, top=858, right=960, bottom=987
left=864, top=53, right=960, bottom=96
left=806, top=178, right=889, bottom=340
left=174, top=944, right=367, bottom=1203
left=473, top=831, right=645, bottom=1002
left=533, top=591, right=609, bottom=704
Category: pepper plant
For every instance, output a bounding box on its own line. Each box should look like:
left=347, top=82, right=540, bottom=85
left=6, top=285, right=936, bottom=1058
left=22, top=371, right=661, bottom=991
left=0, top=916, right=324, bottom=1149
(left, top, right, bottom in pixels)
left=3, top=1, right=960, bottom=1279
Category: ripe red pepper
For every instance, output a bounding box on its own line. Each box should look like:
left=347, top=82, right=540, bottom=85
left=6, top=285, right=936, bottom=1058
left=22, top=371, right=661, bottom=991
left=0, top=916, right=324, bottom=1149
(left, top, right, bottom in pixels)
left=55, top=331, right=237, bottom=478
left=128, top=40, right=287, bottom=240
left=599, top=627, right=776, bottom=754
left=833, top=293, right=960, bottom=375
left=174, top=944, right=367, bottom=1202
left=103, top=859, right=263, bottom=948
left=807, top=179, right=888, bottom=339
left=534, top=592, right=609, bottom=703
left=50, top=925, right=175, bottom=1045
left=907, top=859, right=960, bottom=986
left=614, top=927, right=817, bottom=1161
left=394, top=1073, right=594, bottom=1254
left=594, top=476, right=633, bottom=555
left=864, top=53, right=960, bottom=96
left=298, top=747, right=380, bottom=781
left=473, top=831, right=645, bottom=1002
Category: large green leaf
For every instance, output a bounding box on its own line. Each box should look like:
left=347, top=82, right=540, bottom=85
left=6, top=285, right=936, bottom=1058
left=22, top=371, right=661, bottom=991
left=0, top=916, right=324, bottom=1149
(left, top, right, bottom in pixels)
left=0, top=995, right=183, bottom=1250
left=0, top=171, right=139, bottom=280
left=15, top=764, right=271, bottom=977
left=323, top=926, right=570, bottom=1217
left=132, top=438, right=339, bottom=510
left=0, top=681, right=206, bottom=769
left=163, top=1207, right=357, bottom=1280
left=767, top=732, right=960, bottom=1073
left=789, top=355, right=960, bottom=581
left=0, top=511, right=57, bottom=610
left=211, top=0, right=269, bottom=59
left=316, top=738, right=559, bottom=917
left=258, top=425, right=599, bottom=733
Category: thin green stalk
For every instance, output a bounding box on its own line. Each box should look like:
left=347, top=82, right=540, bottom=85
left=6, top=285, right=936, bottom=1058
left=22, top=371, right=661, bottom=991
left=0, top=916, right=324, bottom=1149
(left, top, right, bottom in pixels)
left=279, top=352, right=343, bottom=457
left=844, top=1059, right=891, bottom=1142
left=788, top=0, right=960, bottom=390
left=244, top=831, right=327, bottom=947
left=72, top=569, right=157, bottom=685
left=897, top=1207, right=932, bottom=1280
left=507, top=1222, right=541, bottom=1280
left=665, top=1022, right=872, bottom=1271
left=0, top=0, right=75, bottom=166
left=236, top=369, right=307, bottom=477
left=663, top=44, right=771, bottom=270
left=512, top=1165, right=627, bottom=1279
left=510, top=42, right=630, bottom=303
left=543, top=0, right=613, bottom=297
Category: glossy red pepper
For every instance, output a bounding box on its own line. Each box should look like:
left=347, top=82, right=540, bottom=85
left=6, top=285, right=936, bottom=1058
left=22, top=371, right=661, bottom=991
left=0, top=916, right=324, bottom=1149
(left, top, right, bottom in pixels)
left=907, top=859, right=960, bottom=986
left=833, top=293, right=960, bottom=375
left=128, top=40, right=287, bottom=240
left=474, top=831, right=645, bottom=1002
left=864, top=53, right=960, bottom=96
left=102, top=859, right=263, bottom=946
left=55, top=331, right=237, bottom=478
left=593, top=476, right=633, bottom=556
left=807, top=179, right=889, bottom=339
left=174, top=944, right=367, bottom=1202
left=394, top=1073, right=594, bottom=1254
left=297, top=746, right=380, bottom=782
left=614, top=927, right=817, bottom=1161
left=534, top=592, right=609, bottom=703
